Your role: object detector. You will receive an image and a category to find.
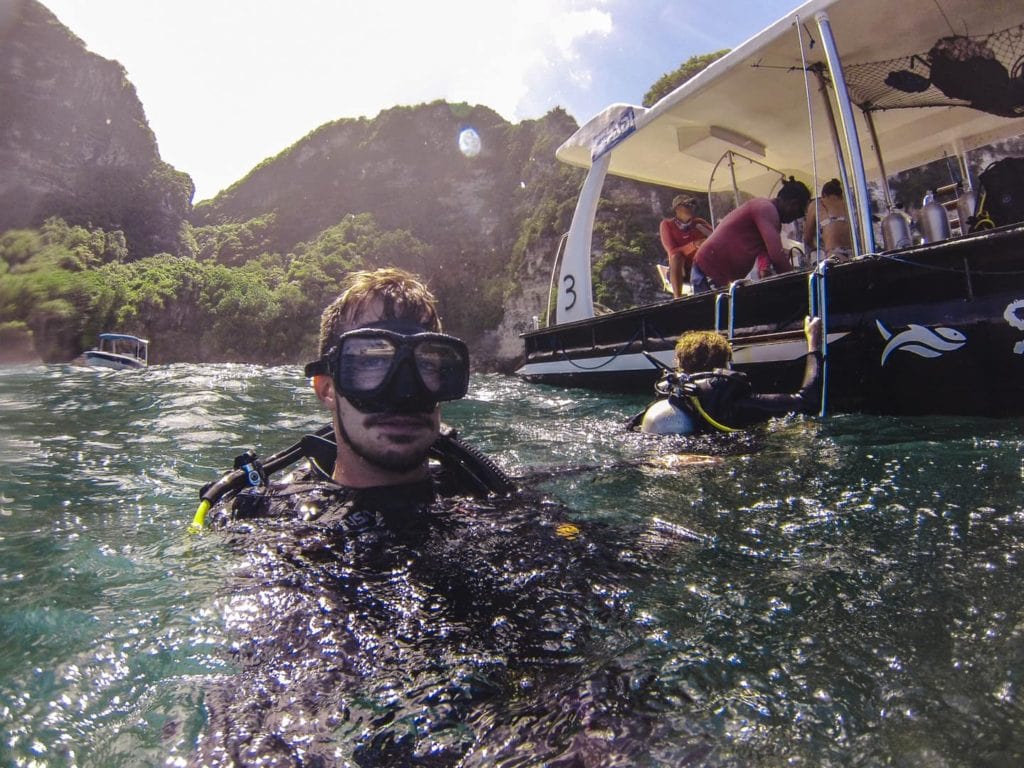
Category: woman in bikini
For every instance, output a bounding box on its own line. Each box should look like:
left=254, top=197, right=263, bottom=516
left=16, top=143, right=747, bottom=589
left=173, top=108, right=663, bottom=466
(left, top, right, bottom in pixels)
left=803, top=178, right=853, bottom=264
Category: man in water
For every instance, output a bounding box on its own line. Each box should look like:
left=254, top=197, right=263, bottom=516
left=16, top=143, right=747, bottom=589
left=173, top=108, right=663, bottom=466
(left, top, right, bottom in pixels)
left=633, top=316, right=823, bottom=435
left=307, top=267, right=464, bottom=488
left=691, top=177, right=812, bottom=293
left=194, top=268, right=711, bottom=767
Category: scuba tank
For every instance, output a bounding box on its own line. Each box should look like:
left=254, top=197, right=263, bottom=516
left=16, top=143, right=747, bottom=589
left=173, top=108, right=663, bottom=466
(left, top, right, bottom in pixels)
left=956, top=185, right=979, bottom=234
left=918, top=191, right=951, bottom=243
left=639, top=397, right=697, bottom=435
left=881, top=205, right=913, bottom=250
left=628, top=359, right=747, bottom=436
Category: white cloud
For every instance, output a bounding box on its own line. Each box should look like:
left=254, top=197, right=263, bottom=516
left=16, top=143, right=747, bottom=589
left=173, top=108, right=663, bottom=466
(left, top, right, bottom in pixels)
left=551, top=8, right=613, bottom=60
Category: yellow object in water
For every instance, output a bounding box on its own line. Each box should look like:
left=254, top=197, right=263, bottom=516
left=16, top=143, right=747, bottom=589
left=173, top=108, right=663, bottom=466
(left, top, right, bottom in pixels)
left=555, top=522, right=580, bottom=540
left=188, top=500, right=211, bottom=534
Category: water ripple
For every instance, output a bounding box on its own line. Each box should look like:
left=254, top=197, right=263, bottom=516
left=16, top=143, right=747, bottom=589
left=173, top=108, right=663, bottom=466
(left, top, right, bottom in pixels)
left=2, top=366, right=1024, bottom=765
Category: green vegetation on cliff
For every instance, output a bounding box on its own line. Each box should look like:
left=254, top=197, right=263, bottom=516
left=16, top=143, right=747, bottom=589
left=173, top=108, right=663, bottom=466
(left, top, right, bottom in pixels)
left=190, top=102, right=596, bottom=346
left=0, top=92, right=684, bottom=366
left=2, top=215, right=405, bottom=364
left=643, top=50, right=730, bottom=107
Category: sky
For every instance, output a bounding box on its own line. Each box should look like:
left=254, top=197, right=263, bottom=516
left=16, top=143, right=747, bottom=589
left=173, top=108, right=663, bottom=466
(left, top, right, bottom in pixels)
left=40, top=0, right=798, bottom=202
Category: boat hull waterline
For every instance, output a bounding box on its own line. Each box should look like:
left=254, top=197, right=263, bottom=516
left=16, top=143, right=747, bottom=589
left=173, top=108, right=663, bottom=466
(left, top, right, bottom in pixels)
left=82, top=350, right=148, bottom=370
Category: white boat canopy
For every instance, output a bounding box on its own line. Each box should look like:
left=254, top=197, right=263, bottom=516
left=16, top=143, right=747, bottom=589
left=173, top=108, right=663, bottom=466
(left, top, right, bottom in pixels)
left=555, top=0, right=1024, bottom=192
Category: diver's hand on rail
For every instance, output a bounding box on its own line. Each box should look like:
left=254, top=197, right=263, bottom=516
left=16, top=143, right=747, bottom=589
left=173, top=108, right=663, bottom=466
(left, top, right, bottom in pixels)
left=804, top=316, right=822, bottom=353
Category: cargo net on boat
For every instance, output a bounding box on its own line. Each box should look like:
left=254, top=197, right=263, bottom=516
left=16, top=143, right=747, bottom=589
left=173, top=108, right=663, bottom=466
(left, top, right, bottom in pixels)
left=843, top=24, right=1024, bottom=117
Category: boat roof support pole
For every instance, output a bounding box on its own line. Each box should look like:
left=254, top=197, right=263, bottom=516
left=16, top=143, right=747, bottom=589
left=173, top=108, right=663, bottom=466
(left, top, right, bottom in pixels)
left=728, top=152, right=741, bottom=210
left=953, top=140, right=974, bottom=191
left=706, top=150, right=744, bottom=227
left=815, top=11, right=874, bottom=255
left=811, top=66, right=856, bottom=238
left=556, top=153, right=607, bottom=324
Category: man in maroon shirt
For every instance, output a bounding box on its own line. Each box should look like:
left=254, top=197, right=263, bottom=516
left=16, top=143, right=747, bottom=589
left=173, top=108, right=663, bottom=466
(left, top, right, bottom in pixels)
left=659, top=195, right=713, bottom=298
left=691, top=178, right=810, bottom=293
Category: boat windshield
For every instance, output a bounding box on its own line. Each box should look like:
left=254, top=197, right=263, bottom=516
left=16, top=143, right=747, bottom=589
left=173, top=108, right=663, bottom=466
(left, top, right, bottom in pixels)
left=99, top=335, right=147, bottom=361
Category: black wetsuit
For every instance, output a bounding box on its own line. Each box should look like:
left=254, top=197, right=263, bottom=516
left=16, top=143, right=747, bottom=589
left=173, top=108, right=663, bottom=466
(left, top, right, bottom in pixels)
left=690, top=350, right=822, bottom=430
left=192, top=468, right=713, bottom=767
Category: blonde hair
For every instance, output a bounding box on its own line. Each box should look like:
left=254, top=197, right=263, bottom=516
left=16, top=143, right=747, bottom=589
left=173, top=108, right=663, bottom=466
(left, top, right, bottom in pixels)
left=318, top=268, right=440, bottom=355
left=674, top=331, right=732, bottom=373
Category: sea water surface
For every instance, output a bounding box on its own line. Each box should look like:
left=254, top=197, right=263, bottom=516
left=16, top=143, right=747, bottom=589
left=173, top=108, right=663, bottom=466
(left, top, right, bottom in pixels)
left=1, top=363, right=1022, bottom=766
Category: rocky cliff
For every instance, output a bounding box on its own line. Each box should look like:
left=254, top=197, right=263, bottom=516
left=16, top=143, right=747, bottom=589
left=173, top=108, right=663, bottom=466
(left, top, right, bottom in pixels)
left=192, top=103, right=672, bottom=368
left=0, top=0, right=192, bottom=256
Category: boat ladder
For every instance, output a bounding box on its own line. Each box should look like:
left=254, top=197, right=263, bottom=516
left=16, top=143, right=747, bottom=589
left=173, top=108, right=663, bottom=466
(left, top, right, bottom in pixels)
left=713, top=281, right=742, bottom=339
left=808, top=263, right=830, bottom=417
left=712, top=269, right=831, bottom=418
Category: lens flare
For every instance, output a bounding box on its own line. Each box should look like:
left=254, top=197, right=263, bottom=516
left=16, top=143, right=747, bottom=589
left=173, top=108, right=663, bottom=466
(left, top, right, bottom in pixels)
left=458, top=127, right=481, bottom=158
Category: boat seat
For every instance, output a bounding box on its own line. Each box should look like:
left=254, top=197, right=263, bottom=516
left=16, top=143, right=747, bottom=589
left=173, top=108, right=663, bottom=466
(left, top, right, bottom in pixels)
left=657, top=264, right=672, bottom=292
left=656, top=264, right=692, bottom=295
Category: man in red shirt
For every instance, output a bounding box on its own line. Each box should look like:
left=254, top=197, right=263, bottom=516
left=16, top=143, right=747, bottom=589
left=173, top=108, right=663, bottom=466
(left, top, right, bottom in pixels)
left=691, top=178, right=810, bottom=293
left=659, top=195, right=713, bottom=298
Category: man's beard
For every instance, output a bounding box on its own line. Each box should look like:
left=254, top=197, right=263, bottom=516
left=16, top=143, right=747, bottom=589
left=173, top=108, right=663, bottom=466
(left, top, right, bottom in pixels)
left=336, top=400, right=433, bottom=473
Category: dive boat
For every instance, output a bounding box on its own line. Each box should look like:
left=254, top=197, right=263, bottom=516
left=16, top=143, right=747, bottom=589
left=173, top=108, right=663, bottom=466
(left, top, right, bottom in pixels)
left=516, top=0, right=1024, bottom=417
left=83, top=333, right=149, bottom=370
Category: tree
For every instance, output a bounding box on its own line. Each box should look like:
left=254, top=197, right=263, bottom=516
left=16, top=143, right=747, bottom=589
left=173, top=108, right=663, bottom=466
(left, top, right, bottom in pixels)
left=643, top=50, right=730, bottom=107
left=193, top=214, right=278, bottom=266
left=202, top=262, right=281, bottom=360
left=0, top=229, right=42, bottom=269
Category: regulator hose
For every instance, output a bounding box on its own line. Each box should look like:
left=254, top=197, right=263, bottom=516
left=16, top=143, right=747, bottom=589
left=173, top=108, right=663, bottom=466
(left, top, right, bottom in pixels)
left=189, top=423, right=515, bottom=532
left=188, top=424, right=334, bottom=533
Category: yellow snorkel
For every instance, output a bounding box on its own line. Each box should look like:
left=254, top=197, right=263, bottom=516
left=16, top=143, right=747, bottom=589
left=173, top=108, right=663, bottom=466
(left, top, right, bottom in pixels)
left=188, top=458, right=262, bottom=535
left=188, top=500, right=211, bottom=534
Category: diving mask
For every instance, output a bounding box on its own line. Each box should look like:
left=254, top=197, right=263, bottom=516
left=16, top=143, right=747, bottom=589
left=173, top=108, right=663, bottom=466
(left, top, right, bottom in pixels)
left=305, top=323, right=470, bottom=412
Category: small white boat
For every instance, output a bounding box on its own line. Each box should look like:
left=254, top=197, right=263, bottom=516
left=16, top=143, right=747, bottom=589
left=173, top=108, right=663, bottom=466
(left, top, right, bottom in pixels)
left=83, top=333, right=149, bottom=370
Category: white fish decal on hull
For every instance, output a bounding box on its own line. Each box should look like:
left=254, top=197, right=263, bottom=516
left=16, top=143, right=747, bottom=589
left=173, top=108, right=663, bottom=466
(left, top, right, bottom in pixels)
left=876, top=320, right=966, bottom=366
left=1003, top=299, right=1024, bottom=354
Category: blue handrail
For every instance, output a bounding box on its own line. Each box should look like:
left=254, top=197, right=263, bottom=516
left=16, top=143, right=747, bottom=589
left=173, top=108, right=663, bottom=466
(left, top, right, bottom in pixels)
left=808, top=264, right=830, bottom=417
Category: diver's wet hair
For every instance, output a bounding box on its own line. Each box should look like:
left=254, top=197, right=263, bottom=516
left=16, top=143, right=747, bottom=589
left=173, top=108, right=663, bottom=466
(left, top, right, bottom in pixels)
left=674, top=331, right=732, bottom=373
left=319, top=268, right=441, bottom=356
left=821, top=178, right=843, bottom=198
left=777, top=176, right=812, bottom=208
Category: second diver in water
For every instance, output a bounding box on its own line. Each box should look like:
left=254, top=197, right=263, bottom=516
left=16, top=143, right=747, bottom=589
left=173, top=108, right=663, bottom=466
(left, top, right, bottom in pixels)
left=630, top=317, right=823, bottom=435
